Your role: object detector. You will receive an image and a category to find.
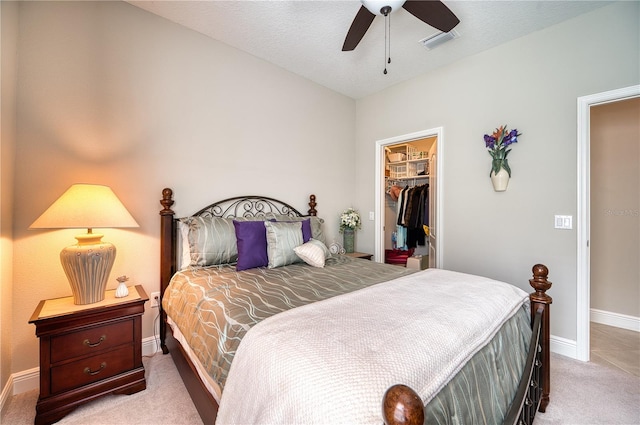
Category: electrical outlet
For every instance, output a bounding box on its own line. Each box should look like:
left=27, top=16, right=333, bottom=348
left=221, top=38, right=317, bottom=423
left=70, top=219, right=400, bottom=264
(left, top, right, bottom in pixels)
left=150, top=292, right=160, bottom=308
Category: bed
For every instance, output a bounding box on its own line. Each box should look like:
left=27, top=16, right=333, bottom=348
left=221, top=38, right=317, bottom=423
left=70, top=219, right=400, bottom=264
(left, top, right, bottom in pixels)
left=158, top=188, right=552, bottom=425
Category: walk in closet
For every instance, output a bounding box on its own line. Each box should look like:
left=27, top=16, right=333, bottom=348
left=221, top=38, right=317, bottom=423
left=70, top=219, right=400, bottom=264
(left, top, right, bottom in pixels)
left=384, top=136, right=437, bottom=267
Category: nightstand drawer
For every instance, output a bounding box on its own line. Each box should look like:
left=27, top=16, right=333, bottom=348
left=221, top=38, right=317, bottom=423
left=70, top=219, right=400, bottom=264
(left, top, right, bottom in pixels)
left=50, top=319, right=133, bottom=363
left=50, top=345, right=134, bottom=394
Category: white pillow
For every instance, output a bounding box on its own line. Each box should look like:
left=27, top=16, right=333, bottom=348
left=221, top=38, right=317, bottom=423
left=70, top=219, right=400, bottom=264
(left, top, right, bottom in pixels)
left=293, top=239, right=331, bottom=268
left=178, top=220, right=192, bottom=270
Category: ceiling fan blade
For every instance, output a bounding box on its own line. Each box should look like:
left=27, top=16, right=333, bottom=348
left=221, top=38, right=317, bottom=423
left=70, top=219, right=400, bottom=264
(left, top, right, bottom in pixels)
left=342, top=5, right=376, bottom=51
left=402, top=0, right=460, bottom=33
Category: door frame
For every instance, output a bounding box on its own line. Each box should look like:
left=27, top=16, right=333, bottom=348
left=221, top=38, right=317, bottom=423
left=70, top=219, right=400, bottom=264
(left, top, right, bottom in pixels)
left=576, top=84, right=640, bottom=361
left=374, top=127, right=444, bottom=266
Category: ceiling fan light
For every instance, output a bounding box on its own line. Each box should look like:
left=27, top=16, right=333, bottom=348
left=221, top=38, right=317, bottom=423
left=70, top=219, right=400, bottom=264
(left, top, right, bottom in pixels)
left=362, top=0, right=405, bottom=16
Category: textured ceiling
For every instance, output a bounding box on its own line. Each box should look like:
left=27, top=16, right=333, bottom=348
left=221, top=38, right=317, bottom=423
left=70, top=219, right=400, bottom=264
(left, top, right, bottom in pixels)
left=128, top=1, right=612, bottom=99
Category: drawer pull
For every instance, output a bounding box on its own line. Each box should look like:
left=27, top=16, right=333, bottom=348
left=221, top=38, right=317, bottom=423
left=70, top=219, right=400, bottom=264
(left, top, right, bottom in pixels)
left=83, top=335, right=106, bottom=348
left=84, top=362, right=106, bottom=376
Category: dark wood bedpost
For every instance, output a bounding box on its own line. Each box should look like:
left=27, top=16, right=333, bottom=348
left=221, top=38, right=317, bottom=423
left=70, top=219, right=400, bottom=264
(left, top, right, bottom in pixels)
left=308, top=194, right=317, bottom=216
left=382, top=384, right=424, bottom=425
left=159, top=188, right=176, bottom=355
left=529, top=264, right=553, bottom=412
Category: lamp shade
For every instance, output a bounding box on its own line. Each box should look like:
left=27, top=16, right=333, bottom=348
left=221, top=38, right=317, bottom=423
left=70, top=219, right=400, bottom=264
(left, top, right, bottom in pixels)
left=30, top=184, right=139, bottom=305
left=30, top=184, right=139, bottom=230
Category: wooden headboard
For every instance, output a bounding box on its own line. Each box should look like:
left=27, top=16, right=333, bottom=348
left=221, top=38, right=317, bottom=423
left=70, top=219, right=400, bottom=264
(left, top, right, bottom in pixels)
left=158, top=188, right=317, bottom=353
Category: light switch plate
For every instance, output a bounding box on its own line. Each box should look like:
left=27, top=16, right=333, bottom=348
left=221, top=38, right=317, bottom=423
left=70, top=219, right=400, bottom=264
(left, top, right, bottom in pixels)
left=369, top=211, right=375, bottom=221
left=554, top=215, right=573, bottom=229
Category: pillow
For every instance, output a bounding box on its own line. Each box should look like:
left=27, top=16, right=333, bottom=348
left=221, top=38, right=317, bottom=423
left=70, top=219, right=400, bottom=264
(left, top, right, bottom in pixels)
left=274, top=218, right=312, bottom=243
left=233, top=220, right=268, bottom=271
left=177, top=220, right=192, bottom=270
left=264, top=221, right=303, bottom=268
left=179, top=216, right=238, bottom=267
left=274, top=215, right=325, bottom=244
left=293, top=239, right=331, bottom=268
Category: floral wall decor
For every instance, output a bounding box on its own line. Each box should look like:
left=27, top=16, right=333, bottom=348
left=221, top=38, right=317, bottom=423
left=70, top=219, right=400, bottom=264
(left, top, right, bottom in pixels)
left=484, top=125, right=521, bottom=192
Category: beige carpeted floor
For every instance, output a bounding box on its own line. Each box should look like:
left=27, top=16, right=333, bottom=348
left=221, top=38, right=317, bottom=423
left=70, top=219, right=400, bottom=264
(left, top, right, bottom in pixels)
left=1, top=353, right=203, bottom=425
left=2, top=352, right=639, bottom=424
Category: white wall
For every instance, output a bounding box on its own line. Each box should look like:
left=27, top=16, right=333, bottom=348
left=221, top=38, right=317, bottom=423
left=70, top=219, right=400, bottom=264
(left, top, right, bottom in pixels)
left=1, top=0, right=18, bottom=394
left=355, top=2, right=639, bottom=343
left=11, top=1, right=355, bottom=374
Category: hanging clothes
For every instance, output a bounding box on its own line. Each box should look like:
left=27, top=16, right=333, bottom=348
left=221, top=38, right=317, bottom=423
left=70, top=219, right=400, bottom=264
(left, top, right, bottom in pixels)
left=397, top=184, right=429, bottom=249
left=395, top=186, right=409, bottom=250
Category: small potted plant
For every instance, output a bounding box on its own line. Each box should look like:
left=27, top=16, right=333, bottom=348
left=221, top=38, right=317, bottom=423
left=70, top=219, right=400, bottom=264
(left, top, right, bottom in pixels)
left=115, top=275, right=129, bottom=298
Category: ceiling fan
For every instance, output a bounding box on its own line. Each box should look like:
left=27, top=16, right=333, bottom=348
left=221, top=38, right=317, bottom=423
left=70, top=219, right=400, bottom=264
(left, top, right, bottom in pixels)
left=342, top=0, right=460, bottom=51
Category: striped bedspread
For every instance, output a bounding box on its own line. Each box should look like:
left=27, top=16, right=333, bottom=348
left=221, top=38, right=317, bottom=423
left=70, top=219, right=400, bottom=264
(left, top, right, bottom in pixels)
left=162, top=255, right=415, bottom=393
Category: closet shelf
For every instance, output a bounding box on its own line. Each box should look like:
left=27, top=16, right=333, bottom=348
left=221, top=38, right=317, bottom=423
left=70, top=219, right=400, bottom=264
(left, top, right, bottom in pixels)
left=386, top=175, right=429, bottom=182
left=388, top=158, right=428, bottom=165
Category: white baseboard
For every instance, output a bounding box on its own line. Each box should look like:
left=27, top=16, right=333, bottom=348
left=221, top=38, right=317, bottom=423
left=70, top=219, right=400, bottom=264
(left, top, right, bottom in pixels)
left=11, top=367, right=39, bottom=396
left=0, top=374, right=14, bottom=415
left=0, top=366, right=38, bottom=414
left=1, top=335, right=162, bottom=405
left=550, top=334, right=578, bottom=359
left=590, top=308, right=640, bottom=332
left=142, top=335, right=162, bottom=357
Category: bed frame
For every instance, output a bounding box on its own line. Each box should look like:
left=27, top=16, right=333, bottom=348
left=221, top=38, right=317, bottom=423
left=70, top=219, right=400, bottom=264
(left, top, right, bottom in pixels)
left=158, top=188, right=552, bottom=425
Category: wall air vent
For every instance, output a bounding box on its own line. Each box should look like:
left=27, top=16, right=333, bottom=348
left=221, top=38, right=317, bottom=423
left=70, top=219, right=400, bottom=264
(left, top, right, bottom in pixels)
left=419, top=29, right=459, bottom=51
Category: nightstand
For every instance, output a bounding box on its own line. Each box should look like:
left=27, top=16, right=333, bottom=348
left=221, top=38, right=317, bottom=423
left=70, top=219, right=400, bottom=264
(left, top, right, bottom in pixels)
left=29, top=285, right=149, bottom=425
left=345, top=252, right=373, bottom=260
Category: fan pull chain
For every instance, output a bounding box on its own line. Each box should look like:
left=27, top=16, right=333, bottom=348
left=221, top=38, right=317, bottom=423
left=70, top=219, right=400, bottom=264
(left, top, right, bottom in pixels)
left=383, top=11, right=390, bottom=74
left=388, top=10, right=391, bottom=66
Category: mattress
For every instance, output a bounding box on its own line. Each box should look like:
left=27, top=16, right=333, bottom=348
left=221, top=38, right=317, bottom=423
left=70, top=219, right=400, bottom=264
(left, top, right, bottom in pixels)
left=163, top=257, right=531, bottom=423
left=216, top=268, right=530, bottom=424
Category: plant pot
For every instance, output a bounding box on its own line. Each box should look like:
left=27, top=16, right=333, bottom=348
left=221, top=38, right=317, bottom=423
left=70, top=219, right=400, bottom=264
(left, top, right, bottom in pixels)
left=115, top=281, right=129, bottom=298
left=343, top=228, right=355, bottom=253
left=490, top=168, right=510, bottom=192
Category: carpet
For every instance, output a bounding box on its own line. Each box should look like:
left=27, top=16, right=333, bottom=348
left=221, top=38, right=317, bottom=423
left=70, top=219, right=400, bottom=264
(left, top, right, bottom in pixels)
left=2, top=351, right=638, bottom=424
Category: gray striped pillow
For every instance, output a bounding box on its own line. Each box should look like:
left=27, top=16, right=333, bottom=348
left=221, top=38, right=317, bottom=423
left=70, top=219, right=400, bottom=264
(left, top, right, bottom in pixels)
left=179, top=216, right=238, bottom=267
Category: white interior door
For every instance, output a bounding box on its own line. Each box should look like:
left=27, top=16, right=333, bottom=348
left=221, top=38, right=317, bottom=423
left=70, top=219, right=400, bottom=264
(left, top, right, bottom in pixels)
left=428, top=146, right=437, bottom=268
left=576, top=84, right=640, bottom=361
left=374, top=128, right=443, bottom=268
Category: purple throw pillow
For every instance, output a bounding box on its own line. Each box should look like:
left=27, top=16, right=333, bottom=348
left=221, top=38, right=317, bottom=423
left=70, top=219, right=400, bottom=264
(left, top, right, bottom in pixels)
left=300, top=219, right=312, bottom=243
left=233, top=220, right=268, bottom=271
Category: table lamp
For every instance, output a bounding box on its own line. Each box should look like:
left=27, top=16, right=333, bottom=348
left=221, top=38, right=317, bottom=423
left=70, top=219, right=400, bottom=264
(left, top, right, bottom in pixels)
left=30, top=184, right=139, bottom=305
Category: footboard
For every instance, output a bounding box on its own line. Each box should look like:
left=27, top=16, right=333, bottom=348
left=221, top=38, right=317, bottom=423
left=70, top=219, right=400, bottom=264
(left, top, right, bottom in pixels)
left=382, top=264, right=553, bottom=425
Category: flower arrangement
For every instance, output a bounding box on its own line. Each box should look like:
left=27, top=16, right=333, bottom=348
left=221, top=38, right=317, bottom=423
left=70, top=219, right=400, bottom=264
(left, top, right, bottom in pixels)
left=339, top=208, right=361, bottom=233
left=484, top=125, right=521, bottom=177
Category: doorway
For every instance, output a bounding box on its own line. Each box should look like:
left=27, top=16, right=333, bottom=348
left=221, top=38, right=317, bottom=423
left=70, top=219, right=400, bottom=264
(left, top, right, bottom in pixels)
left=576, top=85, right=640, bottom=361
left=374, top=127, right=443, bottom=267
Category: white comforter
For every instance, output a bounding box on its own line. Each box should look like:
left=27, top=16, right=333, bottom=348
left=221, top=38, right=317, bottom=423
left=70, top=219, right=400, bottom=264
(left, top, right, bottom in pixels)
left=216, top=268, right=529, bottom=425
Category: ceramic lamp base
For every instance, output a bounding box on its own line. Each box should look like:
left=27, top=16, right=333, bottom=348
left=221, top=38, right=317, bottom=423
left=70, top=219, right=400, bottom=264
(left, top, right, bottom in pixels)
left=60, top=234, right=116, bottom=305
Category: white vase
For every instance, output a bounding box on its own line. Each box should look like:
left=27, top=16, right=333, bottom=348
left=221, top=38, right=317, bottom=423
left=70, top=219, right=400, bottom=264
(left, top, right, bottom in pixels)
left=115, top=281, right=129, bottom=298
left=490, top=168, right=510, bottom=192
